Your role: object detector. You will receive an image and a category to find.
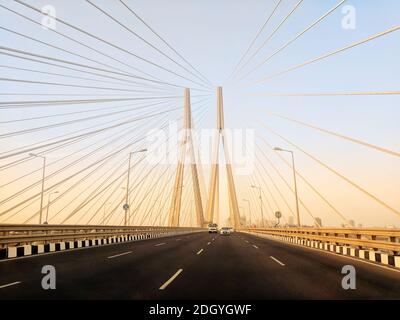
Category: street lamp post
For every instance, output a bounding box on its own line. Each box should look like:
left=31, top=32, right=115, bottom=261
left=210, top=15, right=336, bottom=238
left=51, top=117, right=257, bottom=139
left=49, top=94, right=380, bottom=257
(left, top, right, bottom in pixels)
left=251, top=185, right=264, bottom=227
left=29, top=153, right=46, bottom=224
left=243, top=199, right=252, bottom=227
left=45, top=191, right=59, bottom=224
left=274, top=147, right=300, bottom=227
left=124, top=148, right=147, bottom=226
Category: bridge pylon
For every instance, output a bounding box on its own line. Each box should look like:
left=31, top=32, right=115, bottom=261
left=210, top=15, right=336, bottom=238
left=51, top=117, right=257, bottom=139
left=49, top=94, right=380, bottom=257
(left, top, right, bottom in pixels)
left=205, top=87, right=241, bottom=229
left=168, top=89, right=205, bottom=227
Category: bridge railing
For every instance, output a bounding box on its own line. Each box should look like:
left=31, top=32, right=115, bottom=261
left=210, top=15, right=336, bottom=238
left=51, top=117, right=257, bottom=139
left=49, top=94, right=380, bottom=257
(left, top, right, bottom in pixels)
left=0, top=224, right=202, bottom=248
left=242, top=227, right=400, bottom=254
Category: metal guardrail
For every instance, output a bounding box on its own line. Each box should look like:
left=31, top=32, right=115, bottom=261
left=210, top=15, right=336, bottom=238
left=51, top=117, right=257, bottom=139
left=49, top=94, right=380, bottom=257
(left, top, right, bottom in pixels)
left=0, top=224, right=203, bottom=248
left=242, top=227, right=400, bottom=254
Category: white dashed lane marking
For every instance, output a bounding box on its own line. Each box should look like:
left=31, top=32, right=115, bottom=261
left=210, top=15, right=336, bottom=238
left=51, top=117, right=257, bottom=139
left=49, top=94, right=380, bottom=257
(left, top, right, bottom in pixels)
left=159, top=269, right=183, bottom=290
left=270, top=256, right=285, bottom=266
left=0, top=281, right=21, bottom=289
left=107, top=251, right=132, bottom=259
left=154, top=243, right=166, bottom=247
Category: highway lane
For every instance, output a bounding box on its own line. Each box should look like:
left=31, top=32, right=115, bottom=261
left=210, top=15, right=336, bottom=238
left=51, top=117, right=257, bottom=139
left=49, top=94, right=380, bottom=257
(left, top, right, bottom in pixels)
left=0, top=231, right=210, bottom=299
left=157, top=232, right=400, bottom=299
left=240, top=232, right=400, bottom=299
left=0, top=231, right=399, bottom=299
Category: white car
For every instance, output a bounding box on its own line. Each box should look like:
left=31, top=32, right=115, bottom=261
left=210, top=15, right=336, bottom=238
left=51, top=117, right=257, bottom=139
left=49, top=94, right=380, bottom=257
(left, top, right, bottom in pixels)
left=220, top=227, right=231, bottom=235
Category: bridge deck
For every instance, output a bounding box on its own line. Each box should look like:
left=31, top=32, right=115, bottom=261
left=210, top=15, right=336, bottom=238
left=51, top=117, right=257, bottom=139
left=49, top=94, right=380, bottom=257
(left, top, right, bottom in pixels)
left=0, top=232, right=399, bottom=299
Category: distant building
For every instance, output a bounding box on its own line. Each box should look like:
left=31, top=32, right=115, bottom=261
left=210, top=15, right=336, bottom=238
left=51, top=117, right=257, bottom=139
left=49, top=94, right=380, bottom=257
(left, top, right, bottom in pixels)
left=342, top=220, right=355, bottom=228
left=348, top=220, right=355, bottom=227
left=314, top=217, right=322, bottom=227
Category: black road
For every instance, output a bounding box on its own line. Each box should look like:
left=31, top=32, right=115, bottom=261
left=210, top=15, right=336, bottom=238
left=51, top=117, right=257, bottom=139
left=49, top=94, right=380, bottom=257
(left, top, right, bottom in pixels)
left=0, top=231, right=399, bottom=299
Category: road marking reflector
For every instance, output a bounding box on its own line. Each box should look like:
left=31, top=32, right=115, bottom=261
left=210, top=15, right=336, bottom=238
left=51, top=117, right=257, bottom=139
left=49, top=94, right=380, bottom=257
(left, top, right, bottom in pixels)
left=252, top=245, right=259, bottom=249
left=197, top=249, right=204, bottom=255
left=159, top=269, right=183, bottom=290
left=207, top=242, right=211, bottom=245
left=0, top=281, right=21, bottom=289
left=245, top=240, right=249, bottom=243
left=270, top=256, right=285, bottom=266
left=176, top=239, right=181, bottom=241
left=107, top=251, right=132, bottom=259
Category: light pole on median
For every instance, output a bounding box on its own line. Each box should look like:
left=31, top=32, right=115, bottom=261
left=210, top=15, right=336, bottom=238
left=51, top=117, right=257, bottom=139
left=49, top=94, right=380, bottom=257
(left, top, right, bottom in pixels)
left=251, top=185, right=264, bottom=227
left=29, top=153, right=46, bottom=224
left=124, top=148, right=147, bottom=226
left=45, top=191, right=59, bottom=224
left=274, top=147, right=300, bottom=227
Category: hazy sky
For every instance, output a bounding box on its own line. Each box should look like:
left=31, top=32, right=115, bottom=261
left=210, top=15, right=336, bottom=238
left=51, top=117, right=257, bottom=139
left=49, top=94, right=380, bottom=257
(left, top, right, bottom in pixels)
left=0, top=0, right=399, bottom=227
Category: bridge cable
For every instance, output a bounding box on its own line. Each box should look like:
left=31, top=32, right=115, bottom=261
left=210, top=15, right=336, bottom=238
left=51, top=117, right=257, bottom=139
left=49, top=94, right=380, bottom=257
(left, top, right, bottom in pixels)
left=85, top=0, right=212, bottom=89
left=119, top=0, right=213, bottom=87
left=0, top=64, right=173, bottom=92
left=0, top=46, right=208, bottom=91
left=0, top=105, right=173, bottom=204
left=74, top=107, right=208, bottom=225
left=0, top=49, right=184, bottom=92
left=259, top=122, right=400, bottom=219
left=237, top=0, right=346, bottom=81
left=14, top=0, right=211, bottom=90
left=265, top=111, right=400, bottom=158
left=246, top=25, right=400, bottom=87
left=256, top=132, right=349, bottom=225
left=0, top=4, right=171, bottom=83
left=227, top=0, right=283, bottom=81
left=21, top=107, right=184, bottom=224
left=235, top=0, right=304, bottom=79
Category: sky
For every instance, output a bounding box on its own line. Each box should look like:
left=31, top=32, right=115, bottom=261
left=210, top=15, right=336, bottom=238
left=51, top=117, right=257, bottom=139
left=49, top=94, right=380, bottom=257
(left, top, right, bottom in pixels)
left=0, top=0, right=399, bottom=228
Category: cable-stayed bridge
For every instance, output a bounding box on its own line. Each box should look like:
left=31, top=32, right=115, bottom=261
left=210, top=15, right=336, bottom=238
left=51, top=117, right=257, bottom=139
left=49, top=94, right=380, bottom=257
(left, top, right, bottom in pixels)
left=0, top=0, right=399, bottom=299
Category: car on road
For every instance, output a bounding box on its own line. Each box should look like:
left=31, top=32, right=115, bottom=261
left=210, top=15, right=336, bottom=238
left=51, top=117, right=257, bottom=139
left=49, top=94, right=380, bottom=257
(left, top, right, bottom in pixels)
left=220, top=227, right=231, bottom=236
left=208, top=223, right=218, bottom=233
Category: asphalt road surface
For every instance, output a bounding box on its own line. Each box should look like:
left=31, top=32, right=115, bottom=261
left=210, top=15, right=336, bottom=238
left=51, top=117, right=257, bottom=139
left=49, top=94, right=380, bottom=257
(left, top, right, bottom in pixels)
left=0, top=231, right=399, bottom=299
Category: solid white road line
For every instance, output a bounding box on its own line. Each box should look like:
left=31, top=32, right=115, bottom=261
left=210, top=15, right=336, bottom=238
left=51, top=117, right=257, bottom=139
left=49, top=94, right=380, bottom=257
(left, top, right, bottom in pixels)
left=270, top=256, right=285, bottom=266
left=197, top=249, right=204, bottom=255
left=154, top=242, right=166, bottom=247
left=107, top=251, right=132, bottom=259
left=207, top=242, right=211, bottom=245
left=0, top=281, right=21, bottom=289
left=252, top=245, right=259, bottom=249
left=159, top=269, right=183, bottom=290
